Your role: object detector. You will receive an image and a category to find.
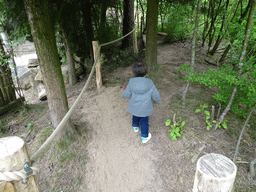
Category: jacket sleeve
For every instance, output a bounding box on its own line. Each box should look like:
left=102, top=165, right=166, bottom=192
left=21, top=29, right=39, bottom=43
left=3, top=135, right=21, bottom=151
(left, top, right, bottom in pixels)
left=151, top=84, right=161, bottom=104
left=123, top=82, right=132, bottom=99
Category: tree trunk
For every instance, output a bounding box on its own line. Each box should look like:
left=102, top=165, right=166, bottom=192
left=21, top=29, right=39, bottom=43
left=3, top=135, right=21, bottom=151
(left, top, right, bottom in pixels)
left=145, top=0, right=158, bottom=72
left=0, top=89, right=5, bottom=107
left=216, top=0, right=256, bottom=129
left=82, top=1, right=94, bottom=60
left=63, top=31, right=77, bottom=86
left=24, top=0, right=79, bottom=140
left=121, top=0, right=134, bottom=50
left=208, top=0, right=229, bottom=56
left=0, top=38, right=16, bottom=103
left=219, top=0, right=252, bottom=63
left=98, top=2, right=108, bottom=42
left=182, top=0, right=201, bottom=104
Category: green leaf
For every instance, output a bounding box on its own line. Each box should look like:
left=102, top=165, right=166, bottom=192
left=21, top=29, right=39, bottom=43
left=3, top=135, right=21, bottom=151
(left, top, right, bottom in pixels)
left=222, top=122, right=227, bottom=129
left=212, top=120, right=217, bottom=123
left=216, top=123, right=221, bottom=128
left=206, top=125, right=211, bottom=130
left=195, top=109, right=201, bottom=113
left=170, top=125, right=175, bottom=129
left=165, top=119, right=171, bottom=126
left=206, top=116, right=210, bottom=120
left=204, top=110, right=210, bottom=116
left=202, top=104, right=209, bottom=109
left=181, top=121, right=185, bottom=127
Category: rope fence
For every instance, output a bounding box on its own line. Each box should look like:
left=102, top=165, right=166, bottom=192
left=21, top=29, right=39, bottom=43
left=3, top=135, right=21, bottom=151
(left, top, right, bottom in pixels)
left=0, top=27, right=137, bottom=184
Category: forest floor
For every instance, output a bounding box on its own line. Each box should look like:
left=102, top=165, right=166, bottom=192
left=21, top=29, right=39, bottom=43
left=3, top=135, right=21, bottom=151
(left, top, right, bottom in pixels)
left=1, top=39, right=256, bottom=192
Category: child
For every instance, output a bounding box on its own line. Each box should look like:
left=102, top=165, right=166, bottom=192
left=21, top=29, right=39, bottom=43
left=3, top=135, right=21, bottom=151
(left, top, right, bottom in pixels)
left=123, top=62, right=161, bottom=143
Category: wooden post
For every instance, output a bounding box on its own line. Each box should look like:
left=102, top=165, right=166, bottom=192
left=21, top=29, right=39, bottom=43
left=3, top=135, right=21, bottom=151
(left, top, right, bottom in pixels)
left=0, top=136, right=39, bottom=192
left=133, top=24, right=138, bottom=54
left=193, top=153, right=237, bottom=192
left=92, top=41, right=102, bottom=90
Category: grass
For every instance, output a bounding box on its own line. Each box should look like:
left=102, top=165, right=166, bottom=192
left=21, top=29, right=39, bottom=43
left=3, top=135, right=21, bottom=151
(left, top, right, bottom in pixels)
left=38, top=126, right=53, bottom=144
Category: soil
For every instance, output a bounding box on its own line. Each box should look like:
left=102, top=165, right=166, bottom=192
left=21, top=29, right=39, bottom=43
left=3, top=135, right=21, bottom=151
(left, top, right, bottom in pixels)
left=1, top=40, right=256, bottom=192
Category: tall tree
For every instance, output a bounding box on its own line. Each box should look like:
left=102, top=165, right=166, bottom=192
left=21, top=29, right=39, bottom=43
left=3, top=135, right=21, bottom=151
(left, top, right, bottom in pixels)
left=24, top=0, right=78, bottom=140
left=145, top=0, right=158, bottom=72
left=121, top=0, right=134, bottom=50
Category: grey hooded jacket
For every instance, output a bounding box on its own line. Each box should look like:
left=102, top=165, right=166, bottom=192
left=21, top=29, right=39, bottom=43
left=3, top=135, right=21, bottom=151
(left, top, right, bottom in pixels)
left=123, top=77, right=161, bottom=117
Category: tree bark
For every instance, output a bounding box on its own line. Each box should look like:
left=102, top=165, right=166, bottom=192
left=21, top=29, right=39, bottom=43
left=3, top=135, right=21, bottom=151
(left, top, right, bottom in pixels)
left=24, top=0, right=79, bottom=140
left=145, top=0, right=158, bottom=72
left=63, top=31, right=77, bottom=86
left=121, top=0, right=134, bottom=50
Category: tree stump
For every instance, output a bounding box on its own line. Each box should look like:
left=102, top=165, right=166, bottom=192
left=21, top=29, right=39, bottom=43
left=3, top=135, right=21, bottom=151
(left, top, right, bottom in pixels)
left=193, top=153, right=237, bottom=192
left=0, top=136, right=39, bottom=192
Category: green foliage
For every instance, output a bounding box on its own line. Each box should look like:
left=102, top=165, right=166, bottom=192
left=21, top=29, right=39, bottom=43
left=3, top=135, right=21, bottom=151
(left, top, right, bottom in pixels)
left=0, top=119, right=8, bottom=133
left=0, top=0, right=31, bottom=45
left=104, top=48, right=140, bottom=73
left=195, top=104, right=228, bottom=130
left=163, top=4, right=193, bottom=43
left=165, top=117, right=185, bottom=140
left=180, top=62, right=256, bottom=118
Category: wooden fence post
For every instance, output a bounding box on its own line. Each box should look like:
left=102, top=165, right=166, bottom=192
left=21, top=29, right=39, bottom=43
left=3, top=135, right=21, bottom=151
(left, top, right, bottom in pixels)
left=133, top=24, right=138, bottom=54
left=193, top=153, right=237, bottom=192
left=0, top=136, right=39, bottom=192
left=92, top=41, right=102, bottom=90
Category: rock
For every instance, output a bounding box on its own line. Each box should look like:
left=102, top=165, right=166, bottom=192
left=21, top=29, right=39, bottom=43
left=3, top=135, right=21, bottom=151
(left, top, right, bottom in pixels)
left=35, top=67, right=43, bottom=82
left=61, top=63, right=83, bottom=85
left=28, top=58, right=39, bottom=68
left=18, top=70, right=33, bottom=90
left=37, top=83, right=47, bottom=101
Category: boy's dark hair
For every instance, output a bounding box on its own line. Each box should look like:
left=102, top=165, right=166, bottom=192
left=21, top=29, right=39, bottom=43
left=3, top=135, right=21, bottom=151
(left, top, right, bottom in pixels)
left=132, top=61, right=147, bottom=77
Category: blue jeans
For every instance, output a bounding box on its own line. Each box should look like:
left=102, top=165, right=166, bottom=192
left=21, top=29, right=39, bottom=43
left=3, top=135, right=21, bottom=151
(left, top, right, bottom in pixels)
left=132, top=115, right=149, bottom=137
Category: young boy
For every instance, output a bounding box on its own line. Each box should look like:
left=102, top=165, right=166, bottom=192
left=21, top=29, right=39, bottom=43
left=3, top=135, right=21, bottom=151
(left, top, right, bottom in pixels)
left=123, top=62, right=161, bottom=143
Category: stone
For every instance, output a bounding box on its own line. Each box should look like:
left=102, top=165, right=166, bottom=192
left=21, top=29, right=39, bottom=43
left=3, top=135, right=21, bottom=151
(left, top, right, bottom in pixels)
left=28, top=59, right=39, bottom=68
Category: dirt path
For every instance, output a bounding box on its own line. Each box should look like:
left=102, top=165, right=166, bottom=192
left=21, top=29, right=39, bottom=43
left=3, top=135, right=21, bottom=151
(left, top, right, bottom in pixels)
left=69, top=41, right=199, bottom=191
left=79, top=86, right=164, bottom=191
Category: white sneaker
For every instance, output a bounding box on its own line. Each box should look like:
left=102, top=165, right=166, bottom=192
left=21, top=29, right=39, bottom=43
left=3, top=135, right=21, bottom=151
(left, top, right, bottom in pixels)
left=133, top=127, right=139, bottom=132
left=142, top=133, right=152, bottom=143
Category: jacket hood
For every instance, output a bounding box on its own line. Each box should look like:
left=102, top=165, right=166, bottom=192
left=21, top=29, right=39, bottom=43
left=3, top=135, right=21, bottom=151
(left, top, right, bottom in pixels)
left=129, top=77, right=153, bottom=94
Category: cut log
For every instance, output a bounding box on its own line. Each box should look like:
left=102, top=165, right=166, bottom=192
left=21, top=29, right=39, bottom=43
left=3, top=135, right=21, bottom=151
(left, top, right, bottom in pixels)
left=193, top=153, right=237, bottom=192
left=0, top=136, right=39, bottom=192
left=0, top=97, right=25, bottom=116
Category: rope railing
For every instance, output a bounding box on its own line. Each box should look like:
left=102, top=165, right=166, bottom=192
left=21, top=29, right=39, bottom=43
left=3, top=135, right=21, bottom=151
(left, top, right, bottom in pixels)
left=0, top=27, right=137, bottom=183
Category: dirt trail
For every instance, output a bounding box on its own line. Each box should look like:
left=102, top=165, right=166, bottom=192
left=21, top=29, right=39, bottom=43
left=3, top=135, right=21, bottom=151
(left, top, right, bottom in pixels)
left=69, top=41, right=199, bottom=191
left=78, top=86, right=163, bottom=191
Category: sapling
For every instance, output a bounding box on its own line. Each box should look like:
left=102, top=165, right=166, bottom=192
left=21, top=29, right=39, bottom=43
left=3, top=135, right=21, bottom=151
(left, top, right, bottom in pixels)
left=165, top=115, right=185, bottom=141
left=195, top=104, right=228, bottom=130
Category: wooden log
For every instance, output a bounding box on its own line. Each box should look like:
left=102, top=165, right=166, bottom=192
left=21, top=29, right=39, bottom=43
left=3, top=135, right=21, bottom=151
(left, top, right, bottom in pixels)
left=0, top=136, right=39, bottom=192
left=193, top=153, right=237, bottom=192
left=0, top=97, right=24, bottom=116
left=92, top=41, right=102, bottom=90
